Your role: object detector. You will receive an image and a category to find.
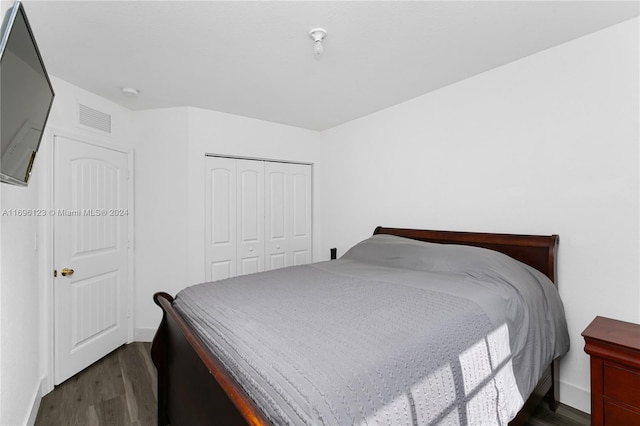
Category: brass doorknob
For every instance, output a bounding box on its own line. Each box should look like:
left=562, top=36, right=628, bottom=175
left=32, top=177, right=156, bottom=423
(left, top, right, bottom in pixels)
left=61, top=268, right=74, bottom=277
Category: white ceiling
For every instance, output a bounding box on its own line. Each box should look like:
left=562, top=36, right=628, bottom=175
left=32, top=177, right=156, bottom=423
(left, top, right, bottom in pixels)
left=23, top=1, right=640, bottom=131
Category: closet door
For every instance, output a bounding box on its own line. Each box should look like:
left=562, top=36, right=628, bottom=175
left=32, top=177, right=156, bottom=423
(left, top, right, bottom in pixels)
left=236, top=159, right=265, bottom=275
left=265, top=162, right=290, bottom=270
left=290, top=163, right=312, bottom=265
left=205, top=157, right=237, bottom=281
left=205, top=156, right=311, bottom=281
left=265, top=162, right=312, bottom=270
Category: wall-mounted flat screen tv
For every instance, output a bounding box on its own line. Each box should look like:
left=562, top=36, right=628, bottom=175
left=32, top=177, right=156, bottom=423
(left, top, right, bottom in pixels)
left=0, top=0, right=54, bottom=186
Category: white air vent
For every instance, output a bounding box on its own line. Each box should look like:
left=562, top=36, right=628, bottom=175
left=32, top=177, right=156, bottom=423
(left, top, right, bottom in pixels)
left=78, top=103, right=112, bottom=134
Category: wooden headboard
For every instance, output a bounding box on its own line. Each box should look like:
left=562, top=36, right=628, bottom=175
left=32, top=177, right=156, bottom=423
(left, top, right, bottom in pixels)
left=373, top=226, right=559, bottom=284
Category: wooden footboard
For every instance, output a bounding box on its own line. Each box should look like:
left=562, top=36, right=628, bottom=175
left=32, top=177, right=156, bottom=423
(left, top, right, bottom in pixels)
left=151, top=292, right=269, bottom=426
left=151, top=227, right=563, bottom=426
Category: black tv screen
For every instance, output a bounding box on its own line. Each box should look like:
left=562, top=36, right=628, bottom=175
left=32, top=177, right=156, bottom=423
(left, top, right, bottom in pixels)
left=0, top=0, right=54, bottom=186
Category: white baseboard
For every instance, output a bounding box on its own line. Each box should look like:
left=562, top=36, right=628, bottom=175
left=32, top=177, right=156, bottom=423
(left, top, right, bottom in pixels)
left=560, top=380, right=590, bottom=414
left=25, top=377, right=45, bottom=426
left=134, top=327, right=157, bottom=342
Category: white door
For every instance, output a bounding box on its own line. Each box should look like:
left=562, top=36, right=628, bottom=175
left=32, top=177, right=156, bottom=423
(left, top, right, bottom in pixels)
left=290, top=163, right=312, bottom=265
left=54, top=136, right=129, bottom=384
left=236, top=159, right=264, bottom=275
left=265, top=162, right=289, bottom=270
left=205, top=157, right=237, bottom=281
left=264, top=162, right=312, bottom=269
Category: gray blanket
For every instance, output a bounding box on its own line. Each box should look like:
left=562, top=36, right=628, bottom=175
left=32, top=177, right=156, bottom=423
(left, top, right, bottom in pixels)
left=174, top=235, right=570, bottom=425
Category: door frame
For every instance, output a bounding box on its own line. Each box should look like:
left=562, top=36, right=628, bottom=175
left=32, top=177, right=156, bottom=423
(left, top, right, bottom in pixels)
left=41, top=129, right=134, bottom=393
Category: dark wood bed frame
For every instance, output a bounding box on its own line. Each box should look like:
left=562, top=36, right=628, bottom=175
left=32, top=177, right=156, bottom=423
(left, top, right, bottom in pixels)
left=151, top=226, right=561, bottom=425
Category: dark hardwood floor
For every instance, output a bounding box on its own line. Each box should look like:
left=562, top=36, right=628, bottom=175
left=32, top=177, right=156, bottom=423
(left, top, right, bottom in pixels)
left=527, top=402, right=590, bottom=426
left=35, top=343, right=156, bottom=426
left=35, top=342, right=589, bottom=425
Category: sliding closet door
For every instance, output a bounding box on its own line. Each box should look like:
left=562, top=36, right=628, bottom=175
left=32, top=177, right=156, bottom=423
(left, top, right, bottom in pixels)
left=264, top=162, right=312, bottom=270
left=265, top=162, right=290, bottom=270
left=205, top=157, right=237, bottom=281
left=205, top=156, right=312, bottom=281
left=290, top=163, right=312, bottom=265
left=236, top=159, right=265, bottom=275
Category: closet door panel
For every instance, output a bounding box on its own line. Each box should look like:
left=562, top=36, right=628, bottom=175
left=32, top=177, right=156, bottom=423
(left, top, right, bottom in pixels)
left=205, top=157, right=237, bottom=281
left=290, top=163, right=312, bottom=266
left=265, top=162, right=291, bottom=271
left=236, top=159, right=264, bottom=275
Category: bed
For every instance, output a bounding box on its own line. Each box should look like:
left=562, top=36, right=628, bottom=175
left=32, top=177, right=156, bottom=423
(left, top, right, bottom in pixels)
left=151, top=226, right=569, bottom=425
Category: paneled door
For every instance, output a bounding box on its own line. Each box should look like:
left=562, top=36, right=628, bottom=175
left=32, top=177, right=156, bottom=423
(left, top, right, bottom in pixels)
left=289, top=163, right=312, bottom=265
left=264, top=162, right=289, bottom=270
left=205, top=156, right=237, bottom=281
left=205, top=156, right=312, bottom=282
left=54, top=136, right=130, bottom=384
left=265, top=162, right=312, bottom=269
left=236, top=159, right=265, bottom=275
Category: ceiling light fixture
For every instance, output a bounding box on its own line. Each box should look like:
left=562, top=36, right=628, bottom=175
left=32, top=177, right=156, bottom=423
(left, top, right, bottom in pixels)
left=309, top=28, right=327, bottom=57
left=121, top=87, right=139, bottom=97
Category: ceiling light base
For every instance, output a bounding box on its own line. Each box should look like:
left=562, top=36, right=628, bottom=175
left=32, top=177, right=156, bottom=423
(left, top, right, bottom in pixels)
left=309, top=28, right=327, bottom=42
left=121, top=87, right=139, bottom=97
left=309, top=28, right=327, bottom=57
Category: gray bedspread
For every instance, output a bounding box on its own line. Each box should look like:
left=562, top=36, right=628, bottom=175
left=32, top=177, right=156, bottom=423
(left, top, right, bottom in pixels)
left=173, top=235, right=570, bottom=425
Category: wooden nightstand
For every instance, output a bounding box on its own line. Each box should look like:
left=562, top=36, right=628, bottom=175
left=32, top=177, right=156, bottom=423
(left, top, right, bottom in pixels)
left=582, top=316, right=640, bottom=425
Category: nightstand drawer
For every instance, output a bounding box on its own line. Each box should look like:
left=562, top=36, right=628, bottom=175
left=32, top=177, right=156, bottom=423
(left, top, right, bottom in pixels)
left=603, top=363, right=640, bottom=407
left=604, top=400, right=640, bottom=424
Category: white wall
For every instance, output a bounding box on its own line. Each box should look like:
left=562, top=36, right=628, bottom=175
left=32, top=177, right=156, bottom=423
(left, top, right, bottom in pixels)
left=133, top=106, right=322, bottom=339
left=0, top=162, right=41, bottom=426
left=320, top=18, right=639, bottom=413
left=133, top=107, right=189, bottom=339
left=0, top=1, right=42, bottom=423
